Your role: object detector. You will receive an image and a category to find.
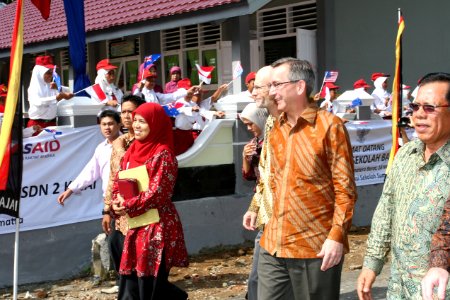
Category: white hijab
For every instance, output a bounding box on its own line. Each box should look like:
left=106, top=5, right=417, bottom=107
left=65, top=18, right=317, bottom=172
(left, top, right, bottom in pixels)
left=240, top=102, right=269, bottom=138
left=28, top=65, right=56, bottom=98
left=94, top=68, right=123, bottom=104
left=95, top=69, right=113, bottom=95
left=372, top=76, right=391, bottom=100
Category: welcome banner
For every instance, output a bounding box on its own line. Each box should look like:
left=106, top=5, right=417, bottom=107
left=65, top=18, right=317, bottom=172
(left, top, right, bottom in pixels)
left=0, top=126, right=104, bottom=234
left=345, top=120, right=392, bottom=186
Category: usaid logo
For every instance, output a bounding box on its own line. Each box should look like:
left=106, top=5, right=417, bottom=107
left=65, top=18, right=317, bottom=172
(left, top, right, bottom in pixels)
left=23, top=140, right=61, bottom=155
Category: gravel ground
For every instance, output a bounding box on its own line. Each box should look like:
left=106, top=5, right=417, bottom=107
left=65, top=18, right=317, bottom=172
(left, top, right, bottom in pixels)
left=0, top=227, right=392, bottom=300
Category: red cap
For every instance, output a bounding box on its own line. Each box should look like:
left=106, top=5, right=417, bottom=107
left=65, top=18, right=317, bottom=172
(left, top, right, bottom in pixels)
left=0, top=84, right=7, bottom=97
left=353, top=79, right=371, bottom=89
left=371, top=72, right=390, bottom=81
left=96, top=59, right=118, bottom=71
left=177, top=78, right=192, bottom=90
left=325, top=82, right=339, bottom=89
left=35, top=55, right=55, bottom=69
left=142, top=69, right=157, bottom=79
left=245, top=72, right=256, bottom=84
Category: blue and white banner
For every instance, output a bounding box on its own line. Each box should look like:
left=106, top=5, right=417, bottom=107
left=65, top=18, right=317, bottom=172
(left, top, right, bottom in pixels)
left=0, top=125, right=104, bottom=234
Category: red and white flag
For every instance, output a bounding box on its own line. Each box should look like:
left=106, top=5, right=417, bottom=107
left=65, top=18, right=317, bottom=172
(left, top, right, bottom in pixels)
left=195, top=64, right=215, bottom=84
left=232, top=61, right=243, bottom=80
left=85, top=84, right=107, bottom=102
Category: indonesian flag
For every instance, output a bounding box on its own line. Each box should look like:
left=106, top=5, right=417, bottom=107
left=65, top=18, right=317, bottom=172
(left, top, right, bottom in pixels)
left=196, top=64, right=215, bottom=84
left=85, top=84, right=107, bottom=102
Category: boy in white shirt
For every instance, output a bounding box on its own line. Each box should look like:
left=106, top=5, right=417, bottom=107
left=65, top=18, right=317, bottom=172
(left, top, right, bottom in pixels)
left=56, top=110, right=121, bottom=204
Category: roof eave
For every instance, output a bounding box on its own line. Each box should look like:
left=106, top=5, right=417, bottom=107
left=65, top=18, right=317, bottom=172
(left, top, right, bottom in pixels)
left=0, top=0, right=271, bottom=58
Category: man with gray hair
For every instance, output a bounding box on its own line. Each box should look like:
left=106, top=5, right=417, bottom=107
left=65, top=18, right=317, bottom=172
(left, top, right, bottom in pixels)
left=242, top=65, right=281, bottom=300
left=257, top=57, right=356, bottom=299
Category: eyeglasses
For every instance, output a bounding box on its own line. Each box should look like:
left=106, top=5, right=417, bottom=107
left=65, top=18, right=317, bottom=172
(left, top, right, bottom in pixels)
left=253, top=84, right=271, bottom=91
left=270, top=80, right=299, bottom=90
left=409, top=102, right=450, bottom=113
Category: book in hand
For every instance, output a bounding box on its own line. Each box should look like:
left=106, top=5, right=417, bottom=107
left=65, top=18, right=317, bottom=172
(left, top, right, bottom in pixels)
left=117, top=178, right=139, bottom=199
left=118, top=165, right=160, bottom=228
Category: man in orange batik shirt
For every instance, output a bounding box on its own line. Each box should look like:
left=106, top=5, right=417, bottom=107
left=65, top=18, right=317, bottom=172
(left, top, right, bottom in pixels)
left=257, top=57, right=357, bottom=300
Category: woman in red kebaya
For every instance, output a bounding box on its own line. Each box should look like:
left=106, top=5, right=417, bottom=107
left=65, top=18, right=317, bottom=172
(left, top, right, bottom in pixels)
left=112, top=103, right=188, bottom=300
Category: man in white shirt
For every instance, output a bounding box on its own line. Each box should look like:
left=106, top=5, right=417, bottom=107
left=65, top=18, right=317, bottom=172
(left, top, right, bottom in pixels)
left=133, top=69, right=198, bottom=105
left=56, top=110, right=121, bottom=204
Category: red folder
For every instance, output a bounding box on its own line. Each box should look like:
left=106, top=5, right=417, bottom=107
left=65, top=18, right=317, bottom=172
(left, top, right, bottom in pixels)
left=117, top=178, right=139, bottom=199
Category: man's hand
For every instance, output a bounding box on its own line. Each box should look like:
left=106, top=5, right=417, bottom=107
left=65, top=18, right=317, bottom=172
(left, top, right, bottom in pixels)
left=421, top=267, right=449, bottom=300
left=243, top=211, right=257, bottom=230
left=316, top=238, right=343, bottom=271
left=357, top=268, right=376, bottom=300
left=57, top=189, right=73, bottom=206
left=102, top=214, right=112, bottom=235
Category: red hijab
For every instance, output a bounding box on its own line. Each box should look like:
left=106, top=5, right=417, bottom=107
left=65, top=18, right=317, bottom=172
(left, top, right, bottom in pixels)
left=121, top=103, right=174, bottom=169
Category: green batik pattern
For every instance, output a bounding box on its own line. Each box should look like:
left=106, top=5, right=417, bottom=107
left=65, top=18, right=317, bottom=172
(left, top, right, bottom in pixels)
left=364, top=139, right=450, bottom=299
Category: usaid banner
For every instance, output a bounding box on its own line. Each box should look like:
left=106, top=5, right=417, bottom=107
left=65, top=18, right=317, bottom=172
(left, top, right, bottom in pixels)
left=345, top=120, right=392, bottom=186
left=0, top=126, right=104, bottom=234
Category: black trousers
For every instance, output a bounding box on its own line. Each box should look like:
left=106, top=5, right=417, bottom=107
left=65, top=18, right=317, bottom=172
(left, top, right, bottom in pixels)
left=117, top=252, right=188, bottom=300
left=108, top=220, right=125, bottom=284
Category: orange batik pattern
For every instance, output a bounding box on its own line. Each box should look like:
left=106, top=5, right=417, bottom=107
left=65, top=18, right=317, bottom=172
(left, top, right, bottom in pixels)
left=260, top=106, right=357, bottom=258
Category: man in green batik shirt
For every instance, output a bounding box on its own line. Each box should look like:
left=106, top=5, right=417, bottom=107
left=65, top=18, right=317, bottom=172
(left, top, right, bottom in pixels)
left=357, top=72, right=450, bottom=300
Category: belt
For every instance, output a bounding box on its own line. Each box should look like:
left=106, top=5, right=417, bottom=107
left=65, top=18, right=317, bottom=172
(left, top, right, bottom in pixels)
left=34, top=118, right=56, bottom=123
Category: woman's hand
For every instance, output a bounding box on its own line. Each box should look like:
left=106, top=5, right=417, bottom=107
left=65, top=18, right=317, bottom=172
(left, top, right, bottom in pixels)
left=242, top=142, right=257, bottom=161
left=112, top=194, right=126, bottom=216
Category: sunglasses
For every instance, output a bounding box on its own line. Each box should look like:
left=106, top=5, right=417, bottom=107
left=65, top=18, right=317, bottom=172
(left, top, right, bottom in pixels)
left=409, top=102, right=450, bottom=113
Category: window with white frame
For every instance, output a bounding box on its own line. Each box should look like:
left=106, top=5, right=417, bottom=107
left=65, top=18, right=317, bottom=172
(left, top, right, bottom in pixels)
left=257, top=1, right=317, bottom=64
left=161, top=22, right=221, bottom=89
left=257, top=1, right=317, bottom=40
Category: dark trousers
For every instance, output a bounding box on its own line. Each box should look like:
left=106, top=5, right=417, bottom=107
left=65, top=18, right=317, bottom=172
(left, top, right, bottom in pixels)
left=257, top=247, right=343, bottom=300
left=108, top=220, right=125, bottom=285
left=247, top=230, right=262, bottom=300
left=118, top=252, right=188, bottom=300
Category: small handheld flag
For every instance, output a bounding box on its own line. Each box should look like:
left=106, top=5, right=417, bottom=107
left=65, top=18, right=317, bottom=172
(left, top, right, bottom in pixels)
left=324, top=71, right=339, bottom=83
left=83, top=84, right=107, bottom=102
left=162, top=102, right=184, bottom=118
left=52, top=66, right=62, bottom=92
left=318, top=70, right=339, bottom=96
left=195, top=64, right=215, bottom=84
left=143, top=54, right=161, bottom=69
left=232, top=62, right=243, bottom=80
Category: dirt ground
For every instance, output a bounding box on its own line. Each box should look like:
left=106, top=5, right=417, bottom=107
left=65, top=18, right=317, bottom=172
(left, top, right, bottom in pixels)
left=0, top=227, right=369, bottom=300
